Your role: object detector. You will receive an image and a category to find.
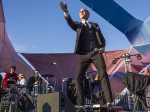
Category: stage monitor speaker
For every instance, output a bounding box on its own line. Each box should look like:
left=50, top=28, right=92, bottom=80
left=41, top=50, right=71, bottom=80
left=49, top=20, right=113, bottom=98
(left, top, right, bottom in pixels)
left=37, top=92, right=75, bottom=112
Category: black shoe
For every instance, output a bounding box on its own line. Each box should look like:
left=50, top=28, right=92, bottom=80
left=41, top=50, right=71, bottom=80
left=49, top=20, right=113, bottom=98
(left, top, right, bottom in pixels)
left=107, top=104, right=115, bottom=112
left=76, top=107, right=86, bottom=112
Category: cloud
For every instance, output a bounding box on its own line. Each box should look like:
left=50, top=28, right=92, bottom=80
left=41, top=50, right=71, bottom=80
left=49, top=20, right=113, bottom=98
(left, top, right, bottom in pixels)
left=32, top=46, right=37, bottom=50
left=13, top=43, right=28, bottom=52
left=31, top=46, right=41, bottom=52
left=13, top=43, right=41, bottom=53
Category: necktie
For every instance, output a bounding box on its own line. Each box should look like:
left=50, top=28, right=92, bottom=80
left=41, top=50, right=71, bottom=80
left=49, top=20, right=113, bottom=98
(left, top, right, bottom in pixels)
left=84, top=22, right=90, bottom=29
left=85, top=22, right=88, bottom=26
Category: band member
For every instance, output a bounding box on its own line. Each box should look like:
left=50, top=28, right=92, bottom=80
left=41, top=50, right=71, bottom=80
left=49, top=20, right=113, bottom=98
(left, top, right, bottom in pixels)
left=26, top=69, right=42, bottom=94
left=60, top=2, right=115, bottom=112
left=3, top=66, right=18, bottom=89
left=18, top=74, right=27, bottom=93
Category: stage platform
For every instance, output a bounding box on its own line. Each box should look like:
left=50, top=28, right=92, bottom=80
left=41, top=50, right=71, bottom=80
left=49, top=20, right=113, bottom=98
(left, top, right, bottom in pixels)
left=75, top=104, right=122, bottom=112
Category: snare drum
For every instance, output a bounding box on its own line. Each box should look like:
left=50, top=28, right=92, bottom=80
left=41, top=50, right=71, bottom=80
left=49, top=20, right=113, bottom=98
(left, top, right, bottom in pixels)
left=33, top=84, right=45, bottom=95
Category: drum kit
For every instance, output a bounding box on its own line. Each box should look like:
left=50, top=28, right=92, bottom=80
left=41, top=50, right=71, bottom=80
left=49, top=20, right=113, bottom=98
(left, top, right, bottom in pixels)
left=0, top=73, right=56, bottom=112
left=0, top=84, right=29, bottom=112
left=32, top=73, right=55, bottom=95
left=8, top=84, right=26, bottom=88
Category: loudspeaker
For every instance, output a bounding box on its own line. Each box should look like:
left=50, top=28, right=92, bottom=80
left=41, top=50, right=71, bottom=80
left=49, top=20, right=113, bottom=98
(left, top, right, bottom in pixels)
left=37, top=92, right=75, bottom=112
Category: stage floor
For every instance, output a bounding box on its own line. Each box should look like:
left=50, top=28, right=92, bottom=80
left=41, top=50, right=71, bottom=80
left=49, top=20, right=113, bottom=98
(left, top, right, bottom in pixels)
left=75, top=104, right=122, bottom=112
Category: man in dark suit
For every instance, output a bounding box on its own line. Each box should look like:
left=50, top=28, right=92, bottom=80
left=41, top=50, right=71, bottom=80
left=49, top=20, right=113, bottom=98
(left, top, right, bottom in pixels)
left=26, top=69, right=42, bottom=94
left=60, top=2, right=115, bottom=112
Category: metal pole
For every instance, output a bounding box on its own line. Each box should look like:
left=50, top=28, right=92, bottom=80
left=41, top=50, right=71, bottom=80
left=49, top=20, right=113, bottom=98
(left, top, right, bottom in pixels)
left=55, top=64, right=64, bottom=92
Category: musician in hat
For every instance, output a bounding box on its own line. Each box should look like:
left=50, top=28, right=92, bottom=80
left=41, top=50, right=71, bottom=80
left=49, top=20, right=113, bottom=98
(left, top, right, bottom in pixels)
left=26, top=69, right=42, bottom=94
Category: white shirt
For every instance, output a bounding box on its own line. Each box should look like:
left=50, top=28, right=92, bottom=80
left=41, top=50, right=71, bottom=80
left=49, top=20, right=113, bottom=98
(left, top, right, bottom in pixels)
left=64, top=13, right=91, bottom=28
left=81, top=20, right=91, bottom=28
left=19, top=79, right=27, bottom=93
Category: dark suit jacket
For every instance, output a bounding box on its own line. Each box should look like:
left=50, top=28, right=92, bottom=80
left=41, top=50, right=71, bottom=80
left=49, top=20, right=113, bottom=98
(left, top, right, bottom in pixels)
left=26, top=76, right=42, bottom=92
left=65, top=15, right=106, bottom=54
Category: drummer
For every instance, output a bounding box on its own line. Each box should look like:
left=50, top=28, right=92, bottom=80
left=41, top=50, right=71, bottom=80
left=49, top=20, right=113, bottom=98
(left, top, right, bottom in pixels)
left=18, top=74, right=27, bottom=93
left=26, top=69, right=42, bottom=94
left=2, top=66, right=18, bottom=89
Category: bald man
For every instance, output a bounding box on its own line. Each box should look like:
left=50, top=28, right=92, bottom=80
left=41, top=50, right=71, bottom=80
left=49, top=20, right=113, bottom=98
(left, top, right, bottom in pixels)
left=60, top=2, right=115, bottom=112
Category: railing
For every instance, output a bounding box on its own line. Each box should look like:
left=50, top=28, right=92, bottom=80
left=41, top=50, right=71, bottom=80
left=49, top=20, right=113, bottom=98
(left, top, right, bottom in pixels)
left=114, top=91, right=150, bottom=111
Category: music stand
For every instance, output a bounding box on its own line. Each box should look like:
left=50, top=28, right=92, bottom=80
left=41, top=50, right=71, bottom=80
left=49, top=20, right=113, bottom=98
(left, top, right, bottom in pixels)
left=122, top=72, right=150, bottom=111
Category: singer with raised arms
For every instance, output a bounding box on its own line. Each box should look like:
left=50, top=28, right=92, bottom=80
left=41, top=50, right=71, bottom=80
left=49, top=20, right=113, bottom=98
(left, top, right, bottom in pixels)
left=59, top=2, right=115, bottom=112
left=26, top=69, right=42, bottom=94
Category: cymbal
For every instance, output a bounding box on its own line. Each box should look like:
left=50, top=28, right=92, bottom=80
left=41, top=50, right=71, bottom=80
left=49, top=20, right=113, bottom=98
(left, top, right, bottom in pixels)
left=16, top=84, right=26, bottom=88
left=33, top=84, right=53, bottom=86
left=42, top=74, right=54, bottom=78
left=8, top=84, right=26, bottom=88
left=7, top=84, right=16, bottom=87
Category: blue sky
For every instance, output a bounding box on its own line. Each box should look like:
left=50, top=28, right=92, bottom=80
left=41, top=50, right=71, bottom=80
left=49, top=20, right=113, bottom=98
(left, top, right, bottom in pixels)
left=2, top=0, right=150, bottom=53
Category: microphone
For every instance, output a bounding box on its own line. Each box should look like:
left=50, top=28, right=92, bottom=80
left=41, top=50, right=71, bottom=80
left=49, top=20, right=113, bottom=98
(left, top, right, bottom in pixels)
left=86, top=71, right=88, bottom=74
left=94, top=48, right=105, bottom=53
left=51, top=62, right=57, bottom=65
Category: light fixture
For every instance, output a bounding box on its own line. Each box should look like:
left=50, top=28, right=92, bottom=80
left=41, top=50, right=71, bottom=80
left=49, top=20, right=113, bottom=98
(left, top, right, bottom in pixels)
left=112, top=58, right=119, bottom=64
left=136, top=53, right=142, bottom=60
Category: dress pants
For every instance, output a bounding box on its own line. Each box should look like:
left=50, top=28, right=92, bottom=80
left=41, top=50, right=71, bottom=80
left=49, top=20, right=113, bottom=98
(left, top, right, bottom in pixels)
left=75, top=50, right=113, bottom=105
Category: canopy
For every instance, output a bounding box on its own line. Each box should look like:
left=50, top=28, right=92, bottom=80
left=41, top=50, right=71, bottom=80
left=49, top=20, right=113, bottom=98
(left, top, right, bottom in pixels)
left=22, top=49, right=129, bottom=93
left=0, top=0, right=33, bottom=79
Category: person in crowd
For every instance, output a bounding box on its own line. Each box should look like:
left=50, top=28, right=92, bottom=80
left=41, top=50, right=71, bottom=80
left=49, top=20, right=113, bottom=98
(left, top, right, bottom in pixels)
left=18, top=74, right=27, bottom=93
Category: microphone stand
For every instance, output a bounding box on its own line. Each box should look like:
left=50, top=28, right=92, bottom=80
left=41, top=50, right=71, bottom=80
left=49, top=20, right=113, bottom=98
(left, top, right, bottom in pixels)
left=86, top=71, right=94, bottom=111
left=54, top=64, right=64, bottom=92
left=53, top=77, right=56, bottom=92
left=38, top=74, right=49, bottom=85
